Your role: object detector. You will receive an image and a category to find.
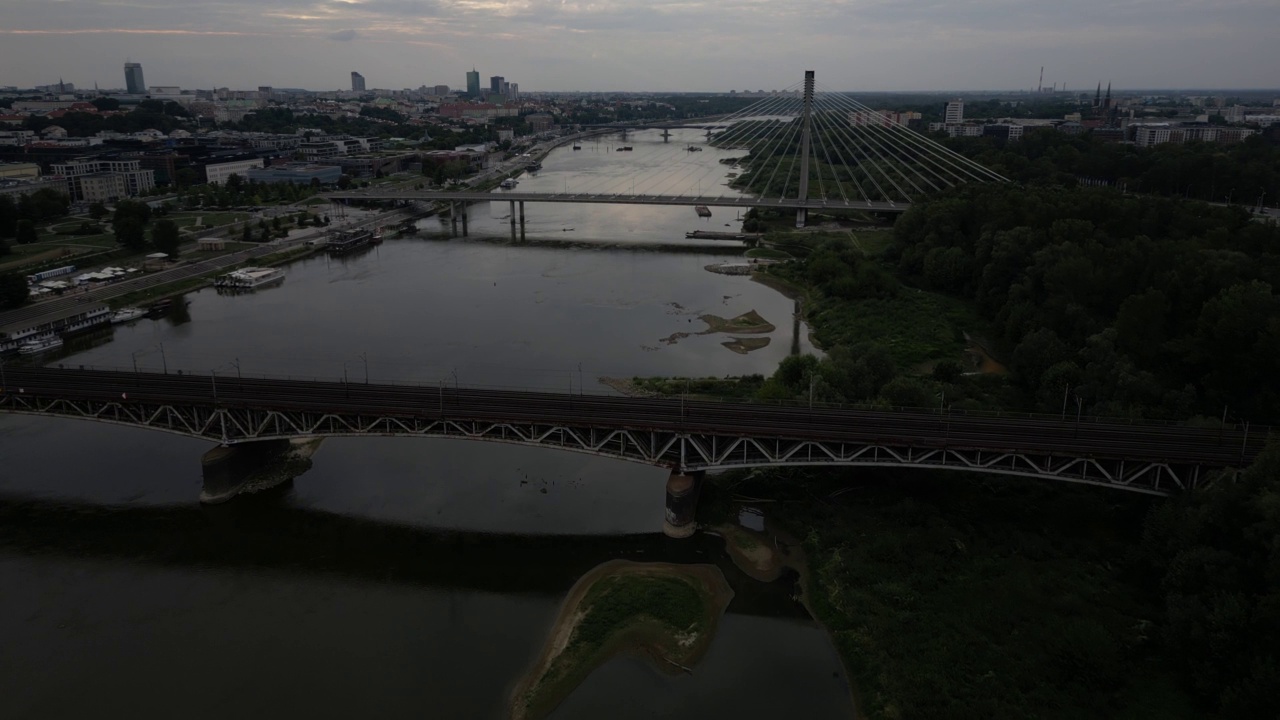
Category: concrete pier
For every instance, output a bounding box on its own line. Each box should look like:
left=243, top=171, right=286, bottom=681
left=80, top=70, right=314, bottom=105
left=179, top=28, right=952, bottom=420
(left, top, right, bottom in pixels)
left=662, top=470, right=705, bottom=539
left=509, top=200, right=516, bottom=225
left=200, top=438, right=319, bottom=504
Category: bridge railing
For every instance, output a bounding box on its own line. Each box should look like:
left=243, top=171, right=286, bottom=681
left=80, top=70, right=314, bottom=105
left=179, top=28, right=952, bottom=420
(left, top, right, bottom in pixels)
left=20, top=360, right=1267, bottom=435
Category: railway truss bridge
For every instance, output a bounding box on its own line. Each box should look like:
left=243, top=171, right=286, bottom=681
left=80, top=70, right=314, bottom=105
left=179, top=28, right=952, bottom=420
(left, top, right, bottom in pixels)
left=1, top=368, right=1263, bottom=502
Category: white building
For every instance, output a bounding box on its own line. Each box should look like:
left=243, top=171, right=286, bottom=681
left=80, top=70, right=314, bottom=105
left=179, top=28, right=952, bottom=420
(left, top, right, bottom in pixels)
left=1134, top=125, right=1173, bottom=147
left=944, top=99, right=964, bottom=125
left=205, top=158, right=265, bottom=185
left=50, top=158, right=155, bottom=200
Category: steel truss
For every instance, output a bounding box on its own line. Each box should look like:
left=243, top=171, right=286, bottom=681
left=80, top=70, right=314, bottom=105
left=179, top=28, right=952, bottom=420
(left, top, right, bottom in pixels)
left=3, top=395, right=1210, bottom=495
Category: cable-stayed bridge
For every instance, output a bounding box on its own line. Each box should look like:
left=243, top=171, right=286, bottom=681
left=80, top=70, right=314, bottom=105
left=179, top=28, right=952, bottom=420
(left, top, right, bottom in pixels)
left=327, top=71, right=1008, bottom=227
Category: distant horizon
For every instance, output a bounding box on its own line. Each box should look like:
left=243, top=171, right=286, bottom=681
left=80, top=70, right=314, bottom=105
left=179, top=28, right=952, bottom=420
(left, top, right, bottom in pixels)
left=2, top=0, right=1277, bottom=93
left=5, top=80, right=1280, bottom=97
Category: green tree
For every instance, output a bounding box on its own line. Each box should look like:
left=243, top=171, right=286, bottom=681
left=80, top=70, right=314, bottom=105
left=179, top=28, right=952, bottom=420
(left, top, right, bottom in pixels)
left=88, top=202, right=108, bottom=220
left=241, top=223, right=252, bottom=242
left=0, top=235, right=9, bottom=256
left=112, top=199, right=151, bottom=234
left=0, top=194, right=15, bottom=237
left=0, top=273, right=29, bottom=309
left=151, top=218, right=181, bottom=257
left=90, top=97, right=120, bottom=111
left=15, top=219, right=37, bottom=245
left=115, top=216, right=148, bottom=250
left=1141, top=438, right=1280, bottom=716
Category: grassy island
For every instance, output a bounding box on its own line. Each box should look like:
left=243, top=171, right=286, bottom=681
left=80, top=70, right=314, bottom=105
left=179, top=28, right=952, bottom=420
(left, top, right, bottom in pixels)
left=509, top=560, right=733, bottom=720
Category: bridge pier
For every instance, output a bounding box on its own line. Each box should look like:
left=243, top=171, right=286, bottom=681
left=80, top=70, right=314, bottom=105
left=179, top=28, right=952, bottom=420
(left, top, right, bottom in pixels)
left=509, top=200, right=516, bottom=226
left=450, top=202, right=458, bottom=235
left=200, top=438, right=318, bottom=504
left=662, top=129, right=670, bottom=143
left=795, top=207, right=808, bottom=228
left=662, top=470, right=705, bottom=539
left=461, top=205, right=468, bottom=236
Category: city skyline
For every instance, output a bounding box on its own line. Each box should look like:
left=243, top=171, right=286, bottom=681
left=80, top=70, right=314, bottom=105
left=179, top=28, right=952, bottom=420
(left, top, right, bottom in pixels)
left=1, top=0, right=1278, bottom=92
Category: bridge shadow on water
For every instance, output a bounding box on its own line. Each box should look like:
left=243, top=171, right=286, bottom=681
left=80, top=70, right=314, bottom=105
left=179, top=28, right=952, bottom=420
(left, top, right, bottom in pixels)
left=0, top=485, right=806, bottom=620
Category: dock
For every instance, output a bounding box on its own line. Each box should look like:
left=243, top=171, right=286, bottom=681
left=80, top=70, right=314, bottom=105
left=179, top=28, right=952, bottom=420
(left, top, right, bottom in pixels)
left=684, top=230, right=764, bottom=241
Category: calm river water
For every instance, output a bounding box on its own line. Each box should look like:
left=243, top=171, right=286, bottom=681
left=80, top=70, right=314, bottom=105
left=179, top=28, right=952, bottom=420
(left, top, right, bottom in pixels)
left=0, top=130, right=853, bottom=719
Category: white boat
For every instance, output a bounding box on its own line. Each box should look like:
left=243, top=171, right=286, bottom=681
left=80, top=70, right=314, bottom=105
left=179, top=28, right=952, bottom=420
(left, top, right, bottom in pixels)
left=214, top=267, right=285, bottom=290
left=18, top=336, right=63, bottom=355
left=110, top=307, right=146, bottom=324
left=500, top=178, right=518, bottom=189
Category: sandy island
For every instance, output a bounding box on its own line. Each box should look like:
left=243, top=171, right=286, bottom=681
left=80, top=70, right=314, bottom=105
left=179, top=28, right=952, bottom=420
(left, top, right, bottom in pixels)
left=508, top=560, right=734, bottom=720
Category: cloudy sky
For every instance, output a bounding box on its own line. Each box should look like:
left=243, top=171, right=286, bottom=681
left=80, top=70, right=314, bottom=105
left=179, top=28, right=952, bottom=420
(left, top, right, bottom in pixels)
left=2, top=0, right=1276, bottom=92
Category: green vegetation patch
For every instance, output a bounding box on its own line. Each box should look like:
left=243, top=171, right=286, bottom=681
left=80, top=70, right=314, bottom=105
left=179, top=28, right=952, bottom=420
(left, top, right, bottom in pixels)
left=511, top=562, right=732, bottom=720
left=806, top=284, right=981, bottom=368
left=717, top=470, right=1197, bottom=720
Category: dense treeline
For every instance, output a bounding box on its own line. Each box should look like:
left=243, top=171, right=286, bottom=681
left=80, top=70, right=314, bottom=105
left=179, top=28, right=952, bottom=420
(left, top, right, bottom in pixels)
left=0, top=189, right=72, bottom=249
left=949, top=129, right=1280, bottom=206
left=21, top=100, right=192, bottom=137
left=177, top=174, right=317, bottom=208
left=1137, top=438, right=1280, bottom=716
left=889, top=184, right=1280, bottom=420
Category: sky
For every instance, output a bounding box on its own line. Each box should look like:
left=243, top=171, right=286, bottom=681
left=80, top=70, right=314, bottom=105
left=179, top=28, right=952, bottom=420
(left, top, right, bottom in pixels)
left=1, top=0, right=1277, bottom=93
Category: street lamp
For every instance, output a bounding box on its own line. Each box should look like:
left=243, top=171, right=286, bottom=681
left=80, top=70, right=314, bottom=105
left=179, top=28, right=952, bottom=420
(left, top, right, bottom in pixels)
left=359, top=352, right=368, bottom=384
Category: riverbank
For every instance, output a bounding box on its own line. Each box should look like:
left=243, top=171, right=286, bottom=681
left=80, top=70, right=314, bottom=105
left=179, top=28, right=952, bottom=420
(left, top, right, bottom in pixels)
left=508, top=559, right=733, bottom=720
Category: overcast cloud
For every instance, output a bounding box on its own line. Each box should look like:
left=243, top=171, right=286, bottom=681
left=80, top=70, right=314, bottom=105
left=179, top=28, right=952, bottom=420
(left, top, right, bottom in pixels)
left=1, top=0, right=1276, bottom=91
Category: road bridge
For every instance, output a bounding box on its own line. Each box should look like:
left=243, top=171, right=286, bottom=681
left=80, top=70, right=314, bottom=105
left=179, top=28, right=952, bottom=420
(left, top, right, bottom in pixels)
left=331, top=71, right=1007, bottom=230
left=1, top=367, right=1261, bottom=500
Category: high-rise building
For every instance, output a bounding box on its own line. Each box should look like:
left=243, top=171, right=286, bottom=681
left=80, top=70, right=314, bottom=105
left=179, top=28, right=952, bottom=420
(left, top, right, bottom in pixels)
left=124, top=62, right=146, bottom=94
left=490, top=76, right=504, bottom=94
left=433, top=85, right=450, bottom=96
left=351, top=72, right=366, bottom=92
left=466, top=69, right=480, bottom=96
left=508, top=83, right=519, bottom=100
left=944, top=99, right=964, bottom=125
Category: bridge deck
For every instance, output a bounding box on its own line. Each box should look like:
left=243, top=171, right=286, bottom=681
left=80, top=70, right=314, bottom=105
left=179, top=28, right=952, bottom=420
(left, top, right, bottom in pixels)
left=0, top=368, right=1262, bottom=494
left=326, top=190, right=909, bottom=213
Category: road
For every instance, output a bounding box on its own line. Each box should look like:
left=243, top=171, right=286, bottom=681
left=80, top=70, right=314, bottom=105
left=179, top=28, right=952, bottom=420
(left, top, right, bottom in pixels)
left=0, top=367, right=1264, bottom=469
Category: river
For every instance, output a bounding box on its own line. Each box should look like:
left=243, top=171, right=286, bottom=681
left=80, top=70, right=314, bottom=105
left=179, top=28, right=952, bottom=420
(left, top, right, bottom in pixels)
left=0, top=129, right=853, bottom=719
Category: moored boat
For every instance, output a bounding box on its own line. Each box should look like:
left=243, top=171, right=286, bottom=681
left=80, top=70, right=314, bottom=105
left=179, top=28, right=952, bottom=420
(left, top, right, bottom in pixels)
left=326, top=229, right=373, bottom=255
left=214, top=267, right=285, bottom=290
left=110, top=307, right=146, bottom=324
left=18, top=335, right=63, bottom=355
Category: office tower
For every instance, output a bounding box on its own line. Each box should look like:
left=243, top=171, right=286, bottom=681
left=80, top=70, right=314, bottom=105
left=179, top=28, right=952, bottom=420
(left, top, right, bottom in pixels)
left=351, top=71, right=366, bottom=92
left=124, top=62, right=146, bottom=94
left=944, top=99, right=964, bottom=124
left=466, top=69, right=480, bottom=96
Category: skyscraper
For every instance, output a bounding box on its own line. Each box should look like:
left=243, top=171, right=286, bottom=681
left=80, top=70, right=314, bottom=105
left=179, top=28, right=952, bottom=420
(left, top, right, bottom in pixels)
left=124, top=62, right=146, bottom=94
left=490, top=76, right=504, bottom=95
left=944, top=99, right=964, bottom=125
left=351, top=72, right=366, bottom=92
left=466, top=69, right=480, bottom=96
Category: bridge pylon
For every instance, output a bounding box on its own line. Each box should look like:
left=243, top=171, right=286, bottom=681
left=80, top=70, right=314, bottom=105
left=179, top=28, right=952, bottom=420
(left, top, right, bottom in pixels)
left=795, top=70, right=815, bottom=228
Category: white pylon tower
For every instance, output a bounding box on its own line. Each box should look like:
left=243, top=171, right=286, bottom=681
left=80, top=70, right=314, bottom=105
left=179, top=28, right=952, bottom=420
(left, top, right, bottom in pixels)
left=795, top=70, right=815, bottom=227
